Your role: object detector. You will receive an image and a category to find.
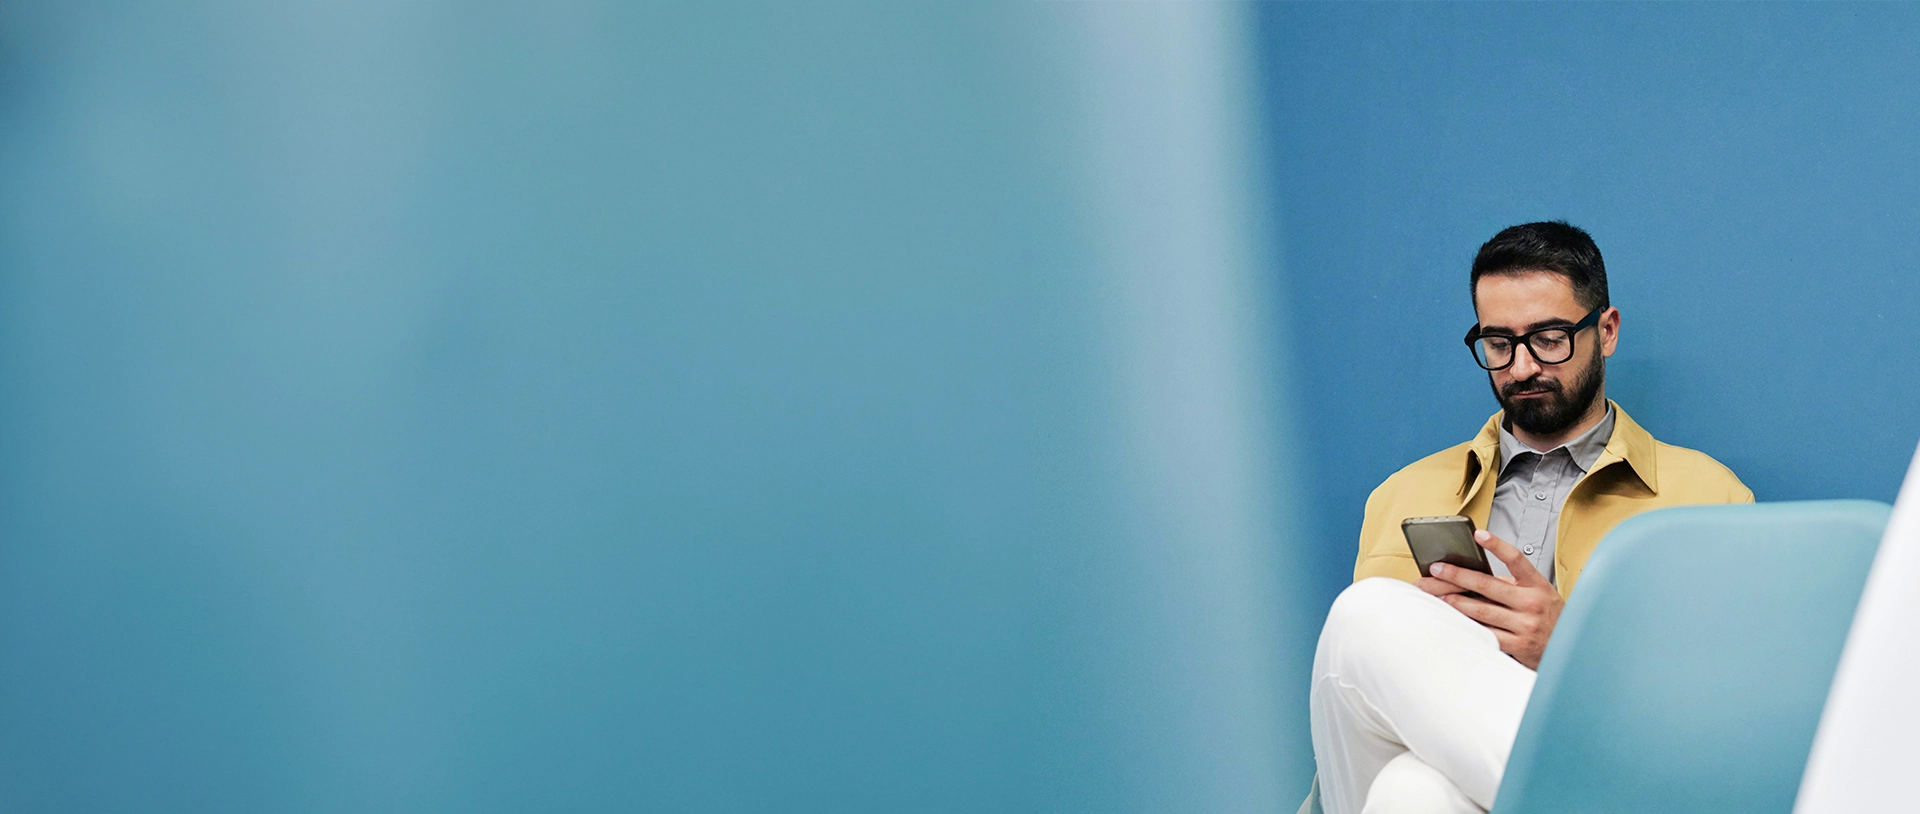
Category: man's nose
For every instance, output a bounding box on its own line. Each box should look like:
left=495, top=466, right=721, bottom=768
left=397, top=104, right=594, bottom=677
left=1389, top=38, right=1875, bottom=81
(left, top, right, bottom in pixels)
left=1508, top=342, right=1542, bottom=379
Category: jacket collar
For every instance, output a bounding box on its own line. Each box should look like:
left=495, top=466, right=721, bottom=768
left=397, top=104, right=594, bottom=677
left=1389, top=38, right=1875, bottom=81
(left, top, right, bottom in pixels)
left=1458, top=399, right=1658, bottom=498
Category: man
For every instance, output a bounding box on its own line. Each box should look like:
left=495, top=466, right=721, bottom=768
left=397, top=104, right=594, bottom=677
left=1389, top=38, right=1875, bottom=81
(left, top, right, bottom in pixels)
left=1306, top=222, right=1752, bottom=814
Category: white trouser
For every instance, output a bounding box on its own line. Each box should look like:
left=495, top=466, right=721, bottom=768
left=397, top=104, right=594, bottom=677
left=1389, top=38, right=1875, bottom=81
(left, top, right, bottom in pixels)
left=1309, top=578, right=1537, bottom=814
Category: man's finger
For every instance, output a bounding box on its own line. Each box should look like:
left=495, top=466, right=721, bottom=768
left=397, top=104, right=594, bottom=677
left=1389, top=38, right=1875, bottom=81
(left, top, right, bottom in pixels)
left=1416, top=576, right=1471, bottom=597
left=1489, top=628, right=1524, bottom=657
left=1474, top=529, right=1552, bottom=589
left=1444, top=594, right=1524, bottom=633
left=1429, top=561, right=1523, bottom=605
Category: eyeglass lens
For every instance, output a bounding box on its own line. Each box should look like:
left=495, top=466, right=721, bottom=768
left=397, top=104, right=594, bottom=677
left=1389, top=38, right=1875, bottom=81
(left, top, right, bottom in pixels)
left=1474, top=329, right=1575, bottom=369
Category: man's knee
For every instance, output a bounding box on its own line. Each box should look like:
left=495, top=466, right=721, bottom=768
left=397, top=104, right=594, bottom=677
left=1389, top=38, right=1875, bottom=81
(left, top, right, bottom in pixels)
left=1317, top=578, right=1456, bottom=679
left=1322, top=579, right=1429, bottom=645
left=1362, top=752, right=1483, bottom=814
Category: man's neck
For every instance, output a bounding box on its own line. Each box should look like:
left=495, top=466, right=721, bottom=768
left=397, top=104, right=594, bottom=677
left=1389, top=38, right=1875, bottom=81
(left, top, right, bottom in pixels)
left=1511, top=393, right=1609, bottom=453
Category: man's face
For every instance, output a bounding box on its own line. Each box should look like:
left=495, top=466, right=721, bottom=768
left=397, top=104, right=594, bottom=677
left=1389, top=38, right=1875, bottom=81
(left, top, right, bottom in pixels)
left=1473, top=271, right=1619, bottom=437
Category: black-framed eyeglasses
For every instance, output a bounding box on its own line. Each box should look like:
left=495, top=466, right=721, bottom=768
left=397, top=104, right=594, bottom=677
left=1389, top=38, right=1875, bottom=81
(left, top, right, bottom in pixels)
left=1463, top=306, right=1605, bottom=371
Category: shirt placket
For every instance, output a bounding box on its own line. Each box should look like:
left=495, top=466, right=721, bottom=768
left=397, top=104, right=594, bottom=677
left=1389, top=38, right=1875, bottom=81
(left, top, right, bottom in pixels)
left=1519, top=453, right=1556, bottom=573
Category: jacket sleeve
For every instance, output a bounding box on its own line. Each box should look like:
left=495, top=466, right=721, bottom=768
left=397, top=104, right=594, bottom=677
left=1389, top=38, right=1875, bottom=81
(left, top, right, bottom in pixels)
left=1352, top=481, right=1421, bottom=584
left=1351, top=483, right=1384, bottom=579
left=1714, top=458, right=1755, bottom=503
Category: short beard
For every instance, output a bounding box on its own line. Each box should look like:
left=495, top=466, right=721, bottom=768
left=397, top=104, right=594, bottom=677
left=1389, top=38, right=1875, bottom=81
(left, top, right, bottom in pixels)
left=1492, top=346, right=1605, bottom=437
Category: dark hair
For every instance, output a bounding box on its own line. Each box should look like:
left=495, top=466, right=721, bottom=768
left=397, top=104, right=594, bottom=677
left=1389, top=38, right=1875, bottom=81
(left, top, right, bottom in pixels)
left=1470, top=221, right=1609, bottom=311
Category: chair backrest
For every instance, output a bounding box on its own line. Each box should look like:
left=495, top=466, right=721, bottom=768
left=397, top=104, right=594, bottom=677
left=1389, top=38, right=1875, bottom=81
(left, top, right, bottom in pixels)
left=1794, top=442, right=1920, bottom=813
left=1491, top=500, right=1890, bottom=814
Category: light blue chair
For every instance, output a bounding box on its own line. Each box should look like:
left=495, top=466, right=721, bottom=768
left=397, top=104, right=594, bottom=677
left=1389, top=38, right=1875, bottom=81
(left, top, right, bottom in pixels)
left=1491, top=500, right=1890, bottom=814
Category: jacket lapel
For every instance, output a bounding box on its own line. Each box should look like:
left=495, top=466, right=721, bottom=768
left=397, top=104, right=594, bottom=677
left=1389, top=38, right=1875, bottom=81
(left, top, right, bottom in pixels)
left=1581, top=400, right=1659, bottom=495
left=1455, top=412, right=1504, bottom=516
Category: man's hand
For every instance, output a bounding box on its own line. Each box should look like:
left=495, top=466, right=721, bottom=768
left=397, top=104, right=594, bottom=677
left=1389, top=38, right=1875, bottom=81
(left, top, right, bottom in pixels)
left=1415, top=529, right=1563, bottom=669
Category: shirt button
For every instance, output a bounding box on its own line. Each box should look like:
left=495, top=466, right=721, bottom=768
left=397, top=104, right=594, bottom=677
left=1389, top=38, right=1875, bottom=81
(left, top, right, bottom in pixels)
left=1534, top=492, right=1547, bottom=500
left=1524, top=546, right=1536, bottom=554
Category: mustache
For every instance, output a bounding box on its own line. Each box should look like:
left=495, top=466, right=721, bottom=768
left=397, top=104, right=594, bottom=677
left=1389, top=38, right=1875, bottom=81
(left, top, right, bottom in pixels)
left=1501, top=377, right=1562, bottom=399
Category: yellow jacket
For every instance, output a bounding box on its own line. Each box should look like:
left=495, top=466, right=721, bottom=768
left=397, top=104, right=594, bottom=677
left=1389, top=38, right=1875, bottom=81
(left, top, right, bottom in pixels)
left=1354, top=401, right=1753, bottom=597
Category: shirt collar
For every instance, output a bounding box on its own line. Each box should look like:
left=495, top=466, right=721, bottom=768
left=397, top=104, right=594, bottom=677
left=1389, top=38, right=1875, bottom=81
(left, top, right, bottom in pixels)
left=1497, top=403, right=1616, bottom=473
left=1460, top=400, right=1659, bottom=499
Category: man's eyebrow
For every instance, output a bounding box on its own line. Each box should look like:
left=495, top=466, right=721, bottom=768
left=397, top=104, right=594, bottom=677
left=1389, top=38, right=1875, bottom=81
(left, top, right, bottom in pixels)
left=1479, top=317, right=1580, bottom=334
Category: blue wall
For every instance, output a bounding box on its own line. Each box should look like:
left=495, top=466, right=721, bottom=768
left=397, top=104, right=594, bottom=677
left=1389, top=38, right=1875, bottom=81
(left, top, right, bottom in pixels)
left=0, top=3, right=1316, bottom=812
left=12, top=4, right=1915, bottom=809
left=1254, top=4, right=1920, bottom=610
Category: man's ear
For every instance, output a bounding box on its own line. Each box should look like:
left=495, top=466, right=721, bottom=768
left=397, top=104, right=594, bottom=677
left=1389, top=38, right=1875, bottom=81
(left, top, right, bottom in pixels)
left=1598, top=307, right=1621, bottom=358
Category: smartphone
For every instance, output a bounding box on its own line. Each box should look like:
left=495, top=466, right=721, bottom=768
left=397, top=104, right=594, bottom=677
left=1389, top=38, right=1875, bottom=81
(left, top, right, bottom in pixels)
left=1400, top=515, right=1493, bottom=582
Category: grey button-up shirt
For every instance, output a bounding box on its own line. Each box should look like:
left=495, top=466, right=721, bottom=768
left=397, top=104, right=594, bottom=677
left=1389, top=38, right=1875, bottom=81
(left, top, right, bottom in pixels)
left=1487, top=406, right=1616, bottom=586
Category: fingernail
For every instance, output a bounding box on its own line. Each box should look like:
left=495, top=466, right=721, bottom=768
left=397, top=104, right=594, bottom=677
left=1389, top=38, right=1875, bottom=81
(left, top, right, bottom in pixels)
left=1431, top=563, right=1446, bottom=577
left=1474, top=530, right=1490, bottom=542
